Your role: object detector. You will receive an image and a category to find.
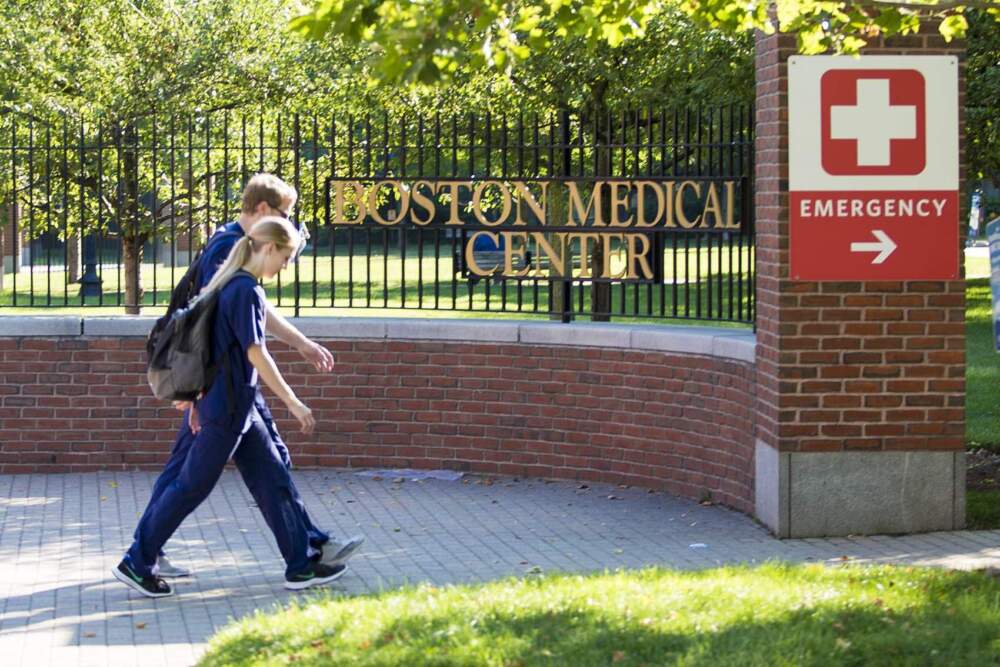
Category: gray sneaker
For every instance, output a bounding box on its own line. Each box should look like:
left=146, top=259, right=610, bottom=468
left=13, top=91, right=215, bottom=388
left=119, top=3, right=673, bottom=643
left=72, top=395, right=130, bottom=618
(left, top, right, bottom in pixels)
left=156, top=555, right=192, bottom=578
left=319, top=535, right=365, bottom=566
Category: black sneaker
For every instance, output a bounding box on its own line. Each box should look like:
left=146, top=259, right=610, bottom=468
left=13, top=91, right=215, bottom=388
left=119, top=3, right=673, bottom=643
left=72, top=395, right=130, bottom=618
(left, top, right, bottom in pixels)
left=284, top=562, right=347, bottom=590
left=113, top=559, right=174, bottom=598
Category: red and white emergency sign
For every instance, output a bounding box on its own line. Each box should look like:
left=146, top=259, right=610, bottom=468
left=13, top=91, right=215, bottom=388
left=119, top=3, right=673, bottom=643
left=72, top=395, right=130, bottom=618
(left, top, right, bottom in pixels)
left=788, top=56, right=959, bottom=280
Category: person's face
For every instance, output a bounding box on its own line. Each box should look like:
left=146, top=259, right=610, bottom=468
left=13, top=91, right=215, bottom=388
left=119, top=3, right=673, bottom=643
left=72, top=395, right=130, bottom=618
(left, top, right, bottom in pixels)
left=253, top=197, right=295, bottom=222
left=260, top=241, right=296, bottom=280
left=260, top=199, right=308, bottom=261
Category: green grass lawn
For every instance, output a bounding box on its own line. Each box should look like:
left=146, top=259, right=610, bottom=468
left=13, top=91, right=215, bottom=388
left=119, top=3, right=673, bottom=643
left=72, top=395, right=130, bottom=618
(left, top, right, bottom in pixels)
left=199, top=564, right=1000, bottom=667
left=0, top=244, right=755, bottom=324
left=967, top=490, right=1000, bottom=531
left=965, top=278, right=1000, bottom=451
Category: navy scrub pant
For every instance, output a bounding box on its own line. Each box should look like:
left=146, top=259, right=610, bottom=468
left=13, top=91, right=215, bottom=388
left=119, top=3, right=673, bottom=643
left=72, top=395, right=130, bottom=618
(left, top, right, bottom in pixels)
left=126, top=406, right=313, bottom=578
left=135, top=404, right=329, bottom=559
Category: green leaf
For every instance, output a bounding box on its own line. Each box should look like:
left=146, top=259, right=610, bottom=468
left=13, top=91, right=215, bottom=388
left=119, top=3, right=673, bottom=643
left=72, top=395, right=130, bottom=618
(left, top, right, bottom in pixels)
left=939, top=14, right=968, bottom=42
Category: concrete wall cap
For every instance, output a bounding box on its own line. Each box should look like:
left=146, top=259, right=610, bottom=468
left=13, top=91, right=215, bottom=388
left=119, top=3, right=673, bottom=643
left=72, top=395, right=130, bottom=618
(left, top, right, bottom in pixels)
left=519, top=322, right=633, bottom=348
left=0, top=316, right=81, bottom=336
left=4, top=315, right=756, bottom=363
left=287, top=317, right=387, bottom=340
left=83, top=317, right=157, bottom=337
left=386, top=318, right=520, bottom=343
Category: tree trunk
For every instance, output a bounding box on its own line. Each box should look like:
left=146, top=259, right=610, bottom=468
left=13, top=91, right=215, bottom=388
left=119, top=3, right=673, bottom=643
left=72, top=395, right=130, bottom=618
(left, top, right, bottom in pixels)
left=123, top=234, right=144, bottom=314
left=121, top=122, right=144, bottom=314
left=66, top=232, right=81, bottom=283
left=547, top=184, right=569, bottom=321
left=589, top=93, right=612, bottom=322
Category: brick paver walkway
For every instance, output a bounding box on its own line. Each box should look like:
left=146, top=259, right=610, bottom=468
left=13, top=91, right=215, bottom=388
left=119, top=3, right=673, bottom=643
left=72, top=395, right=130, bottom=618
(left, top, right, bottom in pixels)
left=1, top=471, right=997, bottom=666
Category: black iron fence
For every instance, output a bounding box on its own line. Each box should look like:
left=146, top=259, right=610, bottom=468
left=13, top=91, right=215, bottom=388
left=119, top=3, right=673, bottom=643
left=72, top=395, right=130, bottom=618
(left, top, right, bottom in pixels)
left=0, top=106, right=754, bottom=323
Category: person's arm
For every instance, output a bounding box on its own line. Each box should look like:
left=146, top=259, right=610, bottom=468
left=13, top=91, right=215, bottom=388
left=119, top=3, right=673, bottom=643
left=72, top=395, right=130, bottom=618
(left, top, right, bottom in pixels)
left=264, top=302, right=335, bottom=372
left=246, top=342, right=315, bottom=435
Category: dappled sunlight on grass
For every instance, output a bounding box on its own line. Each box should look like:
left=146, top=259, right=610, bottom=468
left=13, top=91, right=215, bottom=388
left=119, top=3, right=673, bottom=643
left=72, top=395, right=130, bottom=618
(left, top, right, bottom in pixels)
left=199, top=564, right=1000, bottom=667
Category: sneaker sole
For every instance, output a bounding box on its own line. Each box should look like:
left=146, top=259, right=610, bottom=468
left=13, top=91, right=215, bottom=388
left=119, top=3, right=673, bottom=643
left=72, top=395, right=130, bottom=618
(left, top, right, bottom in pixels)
left=157, top=569, right=192, bottom=578
left=112, top=567, right=173, bottom=598
left=321, top=539, right=365, bottom=567
left=284, top=565, right=348, bottom=591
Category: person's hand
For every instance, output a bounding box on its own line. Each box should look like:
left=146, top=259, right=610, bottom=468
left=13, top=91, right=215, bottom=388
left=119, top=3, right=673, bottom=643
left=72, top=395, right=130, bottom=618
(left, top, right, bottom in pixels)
left=288, top=399, right=315, bottom=435
left=171, top=400, right=192, bottom=411
left=188, top=404, right=201, bottom=434
left=296, top=339, right=334, bottom=373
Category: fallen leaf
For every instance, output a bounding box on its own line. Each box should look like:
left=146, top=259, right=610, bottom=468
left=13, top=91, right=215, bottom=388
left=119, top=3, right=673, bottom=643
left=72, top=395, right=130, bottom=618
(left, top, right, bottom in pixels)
left=136, top=623, right=146, bottom=629
left=100, top=496, right=107, bottom=502
left=835, top=638, right=851, bottom=650
left=372, top=475, right=383, bottom=481
left=83, top=632, right=96, bottom=638
left=612, top=650, right=626, bottom=662
left=109, top=482, right=118, bottom=489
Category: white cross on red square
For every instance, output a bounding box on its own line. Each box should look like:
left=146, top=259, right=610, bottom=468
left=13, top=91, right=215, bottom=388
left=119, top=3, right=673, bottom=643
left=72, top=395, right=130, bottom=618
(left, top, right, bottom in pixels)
left=821, top=69, right=925, bottom=176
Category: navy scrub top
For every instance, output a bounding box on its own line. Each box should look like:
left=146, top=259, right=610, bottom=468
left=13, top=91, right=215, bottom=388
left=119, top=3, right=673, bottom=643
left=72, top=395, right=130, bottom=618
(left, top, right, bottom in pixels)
left=197, top=271, right=268, bottom=431
left=197, top=222, right=244, bottom=292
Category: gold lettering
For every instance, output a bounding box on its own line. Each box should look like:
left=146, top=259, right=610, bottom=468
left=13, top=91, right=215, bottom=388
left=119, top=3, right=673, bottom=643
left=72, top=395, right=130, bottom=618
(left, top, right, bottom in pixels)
left=466, top=231, right=499, bottom=276
left=409, top=180, right=436, bottom=225
left=513, top=181, right=548, bottom=225
left=502, top=232, right=531, bottom=277
left=566, top=182, right=604, bottom=227
left=724, top=180, right=739, bottom=229
left=702, top=182, right=724, bottom=229
left=675, top=181, right=701, bottom=229
left=368, top=181, right=409, bottom=225
left=573, top=232, right=601, bottom=278
left=626, top=234, right=654, bottom=279
left=435, top=181, right=469, bottom=225
left=530, top=232, right=566, bottom=277
left=662, top=181, right=676, bottom=227
left=601, top=234, right=627, bottom=279
left=609, top=181, right=633, bottom=227
left=635, top=181, right=664, bottom=228
left=472, top=181, right=512, bottom=227
left=333, top=181, right=366, bottom=225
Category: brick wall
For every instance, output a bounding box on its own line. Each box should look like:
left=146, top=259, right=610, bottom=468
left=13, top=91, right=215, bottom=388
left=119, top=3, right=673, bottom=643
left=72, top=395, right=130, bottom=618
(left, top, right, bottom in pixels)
left=754, top=30, right=966, bottom=455
left=0, top=336, right=757, bottom=512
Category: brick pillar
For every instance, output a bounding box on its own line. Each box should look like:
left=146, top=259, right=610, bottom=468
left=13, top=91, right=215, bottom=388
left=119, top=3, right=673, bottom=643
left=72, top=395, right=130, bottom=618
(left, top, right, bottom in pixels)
left=754, top=29, right=966, bottom=537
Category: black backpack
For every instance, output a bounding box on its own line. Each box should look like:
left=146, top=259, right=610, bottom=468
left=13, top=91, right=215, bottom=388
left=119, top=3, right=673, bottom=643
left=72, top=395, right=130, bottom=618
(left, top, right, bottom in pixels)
left=145, top=230, right=241, bottom=404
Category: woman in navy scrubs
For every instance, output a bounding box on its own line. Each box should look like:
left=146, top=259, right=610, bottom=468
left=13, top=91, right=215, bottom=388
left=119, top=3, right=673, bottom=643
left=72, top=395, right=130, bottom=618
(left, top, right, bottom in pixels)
left=114, top=217, right=344, bottom=597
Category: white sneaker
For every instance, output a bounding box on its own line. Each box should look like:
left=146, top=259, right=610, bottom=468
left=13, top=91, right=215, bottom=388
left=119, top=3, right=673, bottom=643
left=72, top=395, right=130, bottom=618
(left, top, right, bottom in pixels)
left=156, top=555, right=192, bottom=578
left=319, top=535, right=365, bottom=567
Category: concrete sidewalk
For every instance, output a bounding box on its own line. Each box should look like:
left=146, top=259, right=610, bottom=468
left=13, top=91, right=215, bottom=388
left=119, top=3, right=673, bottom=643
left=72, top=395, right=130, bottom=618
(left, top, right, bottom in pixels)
left=1, top=470, right=998, bottom=666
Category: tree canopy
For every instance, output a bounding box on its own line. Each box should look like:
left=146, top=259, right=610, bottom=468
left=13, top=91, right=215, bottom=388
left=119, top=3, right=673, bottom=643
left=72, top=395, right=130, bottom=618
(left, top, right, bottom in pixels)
left=291, top=0, right=1000, bottom=86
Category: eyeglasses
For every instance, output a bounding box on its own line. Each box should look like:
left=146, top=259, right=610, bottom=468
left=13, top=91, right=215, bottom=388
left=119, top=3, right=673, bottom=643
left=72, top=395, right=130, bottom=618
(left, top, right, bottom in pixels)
left=270, top=204, right=310, bottom=261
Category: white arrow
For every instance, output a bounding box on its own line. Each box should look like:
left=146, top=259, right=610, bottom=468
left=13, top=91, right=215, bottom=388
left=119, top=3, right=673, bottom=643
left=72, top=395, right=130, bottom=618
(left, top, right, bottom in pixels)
left=850, top=229, right=897, bottom=264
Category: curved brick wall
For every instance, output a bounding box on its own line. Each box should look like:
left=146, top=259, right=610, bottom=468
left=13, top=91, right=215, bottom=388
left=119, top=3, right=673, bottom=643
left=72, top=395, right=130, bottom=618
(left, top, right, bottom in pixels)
left=0, top=317, right=757, bottom=512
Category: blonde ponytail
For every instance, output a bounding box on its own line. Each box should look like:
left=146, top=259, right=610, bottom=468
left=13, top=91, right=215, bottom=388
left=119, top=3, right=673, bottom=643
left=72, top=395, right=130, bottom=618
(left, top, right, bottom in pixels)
left=201, top=236, right=254, bottom=297
left=199, top=216, right=299, bottom=297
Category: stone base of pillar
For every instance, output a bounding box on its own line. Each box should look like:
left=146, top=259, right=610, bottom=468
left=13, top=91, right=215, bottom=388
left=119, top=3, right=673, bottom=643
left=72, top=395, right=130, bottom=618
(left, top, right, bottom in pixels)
left=755, top=441, right=965, bottom=538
